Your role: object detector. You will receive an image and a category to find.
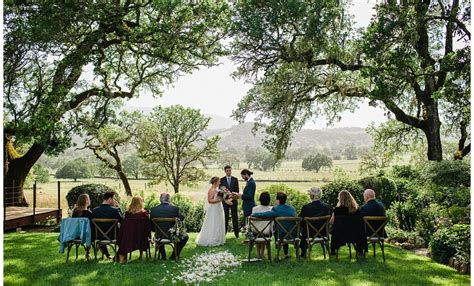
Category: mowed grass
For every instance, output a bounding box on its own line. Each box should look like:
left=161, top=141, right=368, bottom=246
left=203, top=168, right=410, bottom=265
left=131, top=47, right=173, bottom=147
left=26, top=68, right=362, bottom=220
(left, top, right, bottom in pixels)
left=24, top=160, right=361, bottom=217
left=4, top=232, right=469, bottom=286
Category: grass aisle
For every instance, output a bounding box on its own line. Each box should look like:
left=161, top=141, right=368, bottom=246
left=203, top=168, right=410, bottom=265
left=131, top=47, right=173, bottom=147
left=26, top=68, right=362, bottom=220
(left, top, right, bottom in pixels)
left=4, top=232, right=469, bottom=286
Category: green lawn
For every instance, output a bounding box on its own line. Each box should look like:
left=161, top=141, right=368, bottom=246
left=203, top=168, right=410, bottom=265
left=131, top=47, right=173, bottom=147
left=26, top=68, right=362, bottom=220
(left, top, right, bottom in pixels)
left=4, top=232, right=469, bottom=286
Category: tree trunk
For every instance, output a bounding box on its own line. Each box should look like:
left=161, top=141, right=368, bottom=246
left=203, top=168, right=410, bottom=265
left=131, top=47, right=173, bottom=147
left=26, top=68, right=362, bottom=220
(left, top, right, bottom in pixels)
left=173, top=183, right=179, bottom=194
left=4, top=137, right=46, bottom=207
left=117, top=169, right=132, bottom=197
left=423, top=102, right=443, bottom=161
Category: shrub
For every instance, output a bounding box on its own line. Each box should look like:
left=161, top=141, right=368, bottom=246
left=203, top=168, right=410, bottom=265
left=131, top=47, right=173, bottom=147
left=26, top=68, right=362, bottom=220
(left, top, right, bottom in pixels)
left=388, top=200, right=418, bottom=231
left=448, top=206, right=469, bottom=224
left=421, top=160, right=470, bottom=188
left=430, top=224, right=470, bottom=264
left=391, top=165, right=420, bottom=180
left=66, top=184, right=117, bottom=210
left=258, top=184, right=310, bottom=213
left=415, top=204, right=450, bottom=244
left=321, top=179, right=364, bottom=208
left=358, top=175, right=398, bottom=208
left=427, top=185, right=470, bottom=208
left=386, top=226, right=425, bottom=248
left=171, top=194, right=204, bottom=232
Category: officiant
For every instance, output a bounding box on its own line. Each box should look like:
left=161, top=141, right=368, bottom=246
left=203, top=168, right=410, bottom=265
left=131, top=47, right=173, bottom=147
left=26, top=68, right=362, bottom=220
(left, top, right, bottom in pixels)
left=220, top=165, right=240, bottom=238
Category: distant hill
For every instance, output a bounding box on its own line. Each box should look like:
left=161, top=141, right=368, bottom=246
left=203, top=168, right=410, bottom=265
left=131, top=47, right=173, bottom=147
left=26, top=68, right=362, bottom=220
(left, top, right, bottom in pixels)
left=204, top=122, right=373, bottom=150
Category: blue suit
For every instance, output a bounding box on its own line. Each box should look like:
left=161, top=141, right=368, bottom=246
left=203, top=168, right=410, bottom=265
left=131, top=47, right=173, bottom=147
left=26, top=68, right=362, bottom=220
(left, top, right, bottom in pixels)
left=242, top=178, right=256, bottom=217
left=252, top=204, right=297, bottom=239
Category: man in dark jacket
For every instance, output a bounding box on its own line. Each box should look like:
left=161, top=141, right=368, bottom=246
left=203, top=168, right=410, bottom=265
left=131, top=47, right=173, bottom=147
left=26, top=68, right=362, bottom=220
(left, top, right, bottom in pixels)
left=360, top=189, right=386, bottom=240
left=360, top=189, right=386, bottom=217
left=150, top=192, right=188, bottom=260
left=299, top=187, right=332, bottom=258
left=91, top=191, right=123, bottom=259
left=220, top=165, right=240, bottom=238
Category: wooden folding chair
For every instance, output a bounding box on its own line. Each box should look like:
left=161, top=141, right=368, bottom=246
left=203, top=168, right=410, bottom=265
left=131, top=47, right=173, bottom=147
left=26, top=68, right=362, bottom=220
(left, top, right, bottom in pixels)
left=303, top=215, right=331, bottom=259
left=363, top=216, right=388, bottom=262
left=151, top=218, right=179, bottom=261
left=245, top=217, right=274, bottom=261
left=91, top=218, right=119, bottom=261
left=274, top=217, right=302, bottom=261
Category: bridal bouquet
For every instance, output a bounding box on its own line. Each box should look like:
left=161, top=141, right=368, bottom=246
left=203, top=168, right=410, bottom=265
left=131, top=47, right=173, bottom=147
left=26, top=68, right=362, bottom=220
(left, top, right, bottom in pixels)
left=217, top=186, right=232, bottom=199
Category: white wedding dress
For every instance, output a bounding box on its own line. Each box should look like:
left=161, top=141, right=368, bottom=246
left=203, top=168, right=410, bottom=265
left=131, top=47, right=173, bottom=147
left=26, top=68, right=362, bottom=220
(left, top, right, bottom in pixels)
left=195, top=187, right=226, bottom=246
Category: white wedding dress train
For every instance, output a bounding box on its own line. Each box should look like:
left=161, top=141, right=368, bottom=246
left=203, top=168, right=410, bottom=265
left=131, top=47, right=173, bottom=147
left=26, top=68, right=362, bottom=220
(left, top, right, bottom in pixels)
left=195, top=188, right=226, bottom=246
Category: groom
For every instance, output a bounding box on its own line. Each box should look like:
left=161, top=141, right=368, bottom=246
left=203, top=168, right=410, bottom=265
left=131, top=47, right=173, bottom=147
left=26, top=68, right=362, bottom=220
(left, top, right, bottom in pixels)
left=235, top=169, right=256, bottom=226
left=220, top=165, right=240, bottom=238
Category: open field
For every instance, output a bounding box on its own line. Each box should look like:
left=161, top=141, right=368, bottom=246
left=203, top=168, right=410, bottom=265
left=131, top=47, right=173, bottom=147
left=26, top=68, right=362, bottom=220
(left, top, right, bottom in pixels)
left=24, top=160, right=362, bottom=216
left=4, top=232, right=470, bottom=286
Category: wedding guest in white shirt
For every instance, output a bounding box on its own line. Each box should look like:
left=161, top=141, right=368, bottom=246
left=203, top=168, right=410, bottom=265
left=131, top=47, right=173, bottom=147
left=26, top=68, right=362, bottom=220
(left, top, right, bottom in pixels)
left=250, top=192, right=273, bottom=259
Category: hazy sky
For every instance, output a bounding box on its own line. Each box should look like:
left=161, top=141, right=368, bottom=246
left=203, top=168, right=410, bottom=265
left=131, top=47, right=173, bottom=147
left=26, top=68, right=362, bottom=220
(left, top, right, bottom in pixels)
left=125, top=1, right=387, bottom=129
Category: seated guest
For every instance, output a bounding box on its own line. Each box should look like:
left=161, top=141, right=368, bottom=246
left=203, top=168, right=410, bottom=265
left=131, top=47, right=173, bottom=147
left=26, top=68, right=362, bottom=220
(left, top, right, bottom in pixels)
left=299, top=187, right=331, bottom=258
left=250, top=191, right=273, bottom=259
left=360, top=189, right=386, bottom=241
left=252, top=192, right=296, bottom=259
left=118, top=196, right=150, bottom=263
left=71, top=193, right=93, bottom=259
left=329, top=190, right=366, bottom=256
left=150, top=192, right=188, bottom=260
left=91, top=191, right=123, bottom=259
left=360, top=189, right=386, bottom=217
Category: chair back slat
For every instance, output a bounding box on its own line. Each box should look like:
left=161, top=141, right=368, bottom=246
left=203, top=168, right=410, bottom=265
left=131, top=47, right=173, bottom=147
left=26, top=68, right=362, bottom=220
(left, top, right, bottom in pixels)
left=274, top=217, right=301, bottom=241
left=304, top=215, right=330, bottom=240
left=151, top=218, right=178, bottom=240
left=91, top=218, right=119, bottom=241
left=363, top=216, right=388, bottom=240
left=248, top=217, right=273, bottom=241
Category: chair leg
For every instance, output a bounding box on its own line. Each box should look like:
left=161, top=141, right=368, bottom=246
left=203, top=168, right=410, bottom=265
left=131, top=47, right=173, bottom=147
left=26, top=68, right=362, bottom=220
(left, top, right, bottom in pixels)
left=93, top=243, right=98, bottom=260
left=276, top=242, right=281, bottom=261
left=322, top=242, right=326, bottom=259
left=348, top=243, right=352, bottom=259
left=267, top=241, right=272, bottom=262
left=326, top=242, right=330, bottom=259
left=75, top=243, right=79, bottom=261
left=295, top=241, right=300, bottom=260
left=66, top=243, right=72, bottom=263
left=248, top=241, right=253, bottom=262
left=381, top=241, right=385, bottom=262
left=373, top=243, right=376, bottom=258
left=154, top=245, right=158, bottom=261
left=174, top=243, right=178, bottom=261
left=308, top=243, right=312, bottom=260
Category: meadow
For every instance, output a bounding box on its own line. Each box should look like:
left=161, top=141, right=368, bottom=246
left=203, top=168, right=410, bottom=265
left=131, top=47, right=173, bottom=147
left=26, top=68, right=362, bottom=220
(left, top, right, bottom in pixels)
left=24, top=159, right=361, bottom=216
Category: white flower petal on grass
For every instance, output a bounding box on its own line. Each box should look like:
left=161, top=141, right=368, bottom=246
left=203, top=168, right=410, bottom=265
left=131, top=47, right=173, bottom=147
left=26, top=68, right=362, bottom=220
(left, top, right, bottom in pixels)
left=163, top=250, right=242, bottom=285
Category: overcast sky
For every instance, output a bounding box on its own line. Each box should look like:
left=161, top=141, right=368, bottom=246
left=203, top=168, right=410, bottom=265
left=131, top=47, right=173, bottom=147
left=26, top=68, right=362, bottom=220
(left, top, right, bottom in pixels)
left=125, top=1, right=387, bottom=129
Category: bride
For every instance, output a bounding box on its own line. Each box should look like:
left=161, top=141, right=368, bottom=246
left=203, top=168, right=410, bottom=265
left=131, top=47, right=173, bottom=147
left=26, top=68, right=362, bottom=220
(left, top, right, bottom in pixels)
left=196, top=176, right=228, bottom=246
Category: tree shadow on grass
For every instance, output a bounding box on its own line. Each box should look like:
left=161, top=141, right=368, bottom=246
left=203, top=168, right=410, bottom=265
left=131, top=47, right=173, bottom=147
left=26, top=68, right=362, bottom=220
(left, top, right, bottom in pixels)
left=3, top=233, right=470, bottom=286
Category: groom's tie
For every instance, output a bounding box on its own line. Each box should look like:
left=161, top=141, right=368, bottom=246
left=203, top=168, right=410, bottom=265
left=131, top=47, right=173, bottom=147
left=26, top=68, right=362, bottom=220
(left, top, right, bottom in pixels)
left=227, top=176, right=230, bottom=187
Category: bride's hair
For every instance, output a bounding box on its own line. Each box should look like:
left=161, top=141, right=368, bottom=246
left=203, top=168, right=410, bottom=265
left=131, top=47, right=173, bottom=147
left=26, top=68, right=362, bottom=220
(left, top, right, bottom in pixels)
left=210, top=176, right=220, bottom=185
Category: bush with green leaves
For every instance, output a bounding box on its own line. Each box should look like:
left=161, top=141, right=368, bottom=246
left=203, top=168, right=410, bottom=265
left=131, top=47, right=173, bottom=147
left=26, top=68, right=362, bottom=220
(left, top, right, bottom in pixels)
left=358, top=175, right=398, bottom=208
left=447, top=206, right=470, bottom=224
left=430, top=224, right=470, bottom=264
left=171, top=194, right=204, bottom=232
left=321, top=179, right=364, bottom=208
left=66, top=184, right=117, bottom=210
left=415, top=204, right=450, bottom=245
left=386, top=226, right=425, bottom=248
left=257, top=184, right=310, bottom=213
left=388, top=200, right=418, bottom=231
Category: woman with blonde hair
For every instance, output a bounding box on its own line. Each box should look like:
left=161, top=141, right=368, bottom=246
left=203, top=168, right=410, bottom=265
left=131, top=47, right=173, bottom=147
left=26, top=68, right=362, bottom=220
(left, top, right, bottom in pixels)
left=329, top=190, right=366, bottom=256
left=71, top=193, right=93, bottom=259
left=118, top=195, right=150, bottom=263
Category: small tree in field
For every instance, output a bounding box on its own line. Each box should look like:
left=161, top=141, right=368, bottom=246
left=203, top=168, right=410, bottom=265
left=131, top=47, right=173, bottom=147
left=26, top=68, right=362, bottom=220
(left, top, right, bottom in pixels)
left=302, top=153, right=333, bottom=173
left=123, top=154, right=145, bottom=179
left=137, top=105, right=220, bottom=193
left=56, top=159, right=92, bottom=182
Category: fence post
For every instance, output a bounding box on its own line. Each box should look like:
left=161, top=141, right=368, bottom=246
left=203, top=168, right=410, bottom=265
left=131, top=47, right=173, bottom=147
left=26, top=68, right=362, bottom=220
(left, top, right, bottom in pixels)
left=57, top=181, right=61, bottom=210
left=33, top=181, right=37, bottom=217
